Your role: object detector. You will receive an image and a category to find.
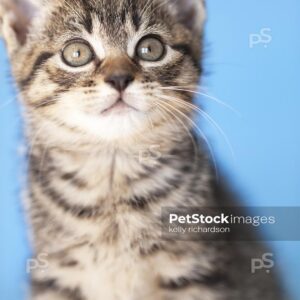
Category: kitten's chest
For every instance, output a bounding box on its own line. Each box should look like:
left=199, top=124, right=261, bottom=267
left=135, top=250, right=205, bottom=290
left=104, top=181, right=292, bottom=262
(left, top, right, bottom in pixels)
left=32, top=202, right=165, bottom=299
left=39, top=238, right=157, bottom=300
left=82, top=246, right=151, bottom=300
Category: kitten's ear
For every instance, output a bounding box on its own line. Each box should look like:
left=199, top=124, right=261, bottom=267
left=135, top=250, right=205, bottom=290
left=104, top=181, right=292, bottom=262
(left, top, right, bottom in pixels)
left=0, top=0, right=40, bottom=53
left=169, top=0, right=206, bottom=34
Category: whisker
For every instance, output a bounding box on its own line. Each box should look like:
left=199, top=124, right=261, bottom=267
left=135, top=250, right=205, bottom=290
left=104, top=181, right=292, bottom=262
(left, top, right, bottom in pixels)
left=158, top=94, right=236, bottom=162
left=0, top=97, right=16, bottom=110
left=146, top=112, right=154, bottom=130
left=159, top=86, right=241, bottom=116
left=155, top=98, right=219, bottom=179
left=154, top=101, right=200, bottom=164
left=153, top=105, right=176, bottom=130
left=142, top=0, right=170, bottom=17
left=140, top=0, right=154, bottom=18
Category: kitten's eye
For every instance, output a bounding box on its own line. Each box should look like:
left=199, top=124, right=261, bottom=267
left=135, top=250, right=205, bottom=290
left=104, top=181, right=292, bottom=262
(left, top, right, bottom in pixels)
left=136, top=37, right=165, bottom=62
left=62, top=41, right=94, bottom=67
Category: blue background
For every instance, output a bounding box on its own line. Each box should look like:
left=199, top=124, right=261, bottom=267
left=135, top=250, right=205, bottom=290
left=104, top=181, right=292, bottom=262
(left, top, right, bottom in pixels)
left=0, top=0, right=299, bottom=299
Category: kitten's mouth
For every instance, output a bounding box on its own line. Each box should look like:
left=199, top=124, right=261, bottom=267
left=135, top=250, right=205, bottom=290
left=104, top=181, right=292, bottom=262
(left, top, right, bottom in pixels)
left=101, top=99, right=137, bottom=116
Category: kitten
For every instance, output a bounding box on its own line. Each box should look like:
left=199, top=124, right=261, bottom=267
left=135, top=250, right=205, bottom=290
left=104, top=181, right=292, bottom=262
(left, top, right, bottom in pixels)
left=0, top=0, right=285, bottom=299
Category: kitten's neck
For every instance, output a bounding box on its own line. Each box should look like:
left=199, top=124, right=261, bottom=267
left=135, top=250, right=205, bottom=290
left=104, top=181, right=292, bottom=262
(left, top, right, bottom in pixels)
left=29, top=128, right=200, bottom=202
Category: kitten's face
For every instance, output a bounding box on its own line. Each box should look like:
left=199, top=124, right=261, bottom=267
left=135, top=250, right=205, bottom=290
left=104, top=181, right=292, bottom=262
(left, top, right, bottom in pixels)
left=3, top=0, right=205, bottom=144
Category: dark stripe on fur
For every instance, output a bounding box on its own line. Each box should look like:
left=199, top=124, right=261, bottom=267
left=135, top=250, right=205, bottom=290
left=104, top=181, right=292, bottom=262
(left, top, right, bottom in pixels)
left=41, top=184, right=102, bottom=218
left=171, top=43, right=192, bottom=56
left=20, top=52, right=54, bottom=88
left=139, top=243, right=163, bottom=257
left=151, top=56, right=186, bottom=86
left=32, top=279, right=84, bottom=300
left=30, top=164, right=102, bottom=219
left=127, top=176, right=182, bottom=209
left=60, top=259, right=79, bottom=268
left=160, top=272, right=229, bottom=290
left=60, top=172, right=88, bottom=189
left=131, top=2, right=141, bottom=31
left=45, top=68, right=78, bottom=88
left=31, top=279, right=57, bottom=293
left=171, top=43, right=200, bottom=70
left=33, top=96, right=58, bottom=109
left=79, top=1, right=93, bottom=33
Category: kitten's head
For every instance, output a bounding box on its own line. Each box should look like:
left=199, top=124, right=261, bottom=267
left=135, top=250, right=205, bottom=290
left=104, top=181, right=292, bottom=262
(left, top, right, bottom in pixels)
left=0, top=0, right=205, bottom=146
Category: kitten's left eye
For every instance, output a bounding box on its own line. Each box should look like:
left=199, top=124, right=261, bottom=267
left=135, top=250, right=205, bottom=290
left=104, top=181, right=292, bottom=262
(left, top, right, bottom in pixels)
left=136, top=36, right=165, bottom=62
left=62, top=40, right=94, bottom=67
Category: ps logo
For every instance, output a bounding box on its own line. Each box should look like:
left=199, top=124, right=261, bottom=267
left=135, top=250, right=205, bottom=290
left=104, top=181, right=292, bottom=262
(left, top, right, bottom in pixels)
left=26, top=253, right=49, bottom=274
left=138, top=145, right=162, bottom=166
left=251, top=253, right=275, bottom=274
left=249, top=28, right=272, bottom=48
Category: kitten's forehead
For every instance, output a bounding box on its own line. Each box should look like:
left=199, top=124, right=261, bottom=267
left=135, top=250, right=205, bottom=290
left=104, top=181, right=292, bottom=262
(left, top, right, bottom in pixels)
left=42, top=0, right=171, bottom=49
left=53, top=0, right=162, bottom=33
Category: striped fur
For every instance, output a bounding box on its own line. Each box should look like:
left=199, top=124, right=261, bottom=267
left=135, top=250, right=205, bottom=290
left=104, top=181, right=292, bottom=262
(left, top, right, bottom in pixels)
left=0, top=0, right=284, bottom=299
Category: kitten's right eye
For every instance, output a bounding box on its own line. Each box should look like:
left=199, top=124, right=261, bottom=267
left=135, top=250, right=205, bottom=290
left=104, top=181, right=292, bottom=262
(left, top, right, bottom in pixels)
left=62, top=40, right=94, bottom=67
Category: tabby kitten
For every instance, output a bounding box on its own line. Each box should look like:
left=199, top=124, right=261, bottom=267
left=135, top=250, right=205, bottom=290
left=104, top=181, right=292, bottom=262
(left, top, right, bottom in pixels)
left=0, top=0, right=284, bottom=299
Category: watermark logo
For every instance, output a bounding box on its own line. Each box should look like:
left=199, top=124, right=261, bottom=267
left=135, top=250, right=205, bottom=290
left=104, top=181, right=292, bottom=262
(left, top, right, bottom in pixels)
left=139, top=145, right=162, bottom=166
left=26, top=253, right=49, bottom=274
left=162, top=207, right=300, bottom=241
left=251, top=253, right=274, bottom=274
left=249, top=28, right=272, bottom=48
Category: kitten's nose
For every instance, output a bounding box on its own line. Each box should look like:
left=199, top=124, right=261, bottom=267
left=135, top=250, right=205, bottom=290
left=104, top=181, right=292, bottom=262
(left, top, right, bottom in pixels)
left=105, top=73, right=134, bottom=92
